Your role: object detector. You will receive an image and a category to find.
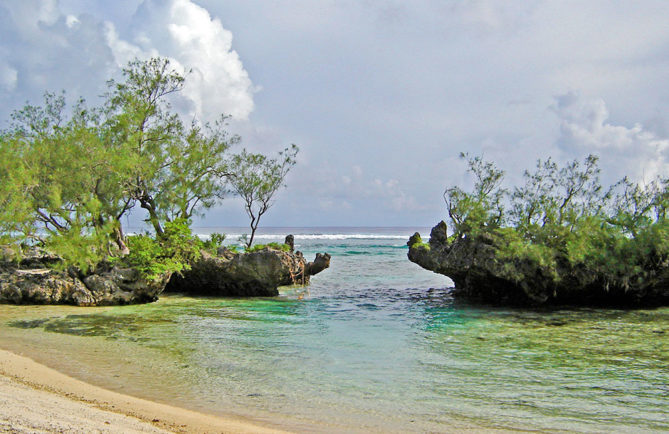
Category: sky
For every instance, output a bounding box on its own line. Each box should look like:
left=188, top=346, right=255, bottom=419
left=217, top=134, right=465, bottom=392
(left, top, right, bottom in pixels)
left=1, top=0, right=669, bottom=228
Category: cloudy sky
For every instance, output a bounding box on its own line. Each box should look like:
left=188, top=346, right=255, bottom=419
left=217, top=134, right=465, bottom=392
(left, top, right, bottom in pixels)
left=2, top=0, right=669, bottom=228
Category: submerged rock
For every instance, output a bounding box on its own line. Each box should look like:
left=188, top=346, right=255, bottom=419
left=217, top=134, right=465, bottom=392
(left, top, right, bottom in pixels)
left=408, top=221, right=669, bottom=306
left=0, top=248, right=169, bottom=306
left=166, top=240, right=331, bottom=297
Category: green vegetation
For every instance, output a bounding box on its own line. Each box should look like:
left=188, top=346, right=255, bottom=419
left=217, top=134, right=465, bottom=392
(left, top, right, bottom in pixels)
left=409, top=234, right=431, bottom=251
left=120, top=220, right=202, bottom=281
left=0, top=57, right=297, bottom=278
left=245, top=242, right=291, bottom=253
left=201, top=232, right=226, bottom=253
left=229, top=145, right=298, bottom=248
left=444, top=152, right=669, bottom=291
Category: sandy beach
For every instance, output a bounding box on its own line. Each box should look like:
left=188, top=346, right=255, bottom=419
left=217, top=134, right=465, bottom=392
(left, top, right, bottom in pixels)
left=0, top=348, right=289, bottom=434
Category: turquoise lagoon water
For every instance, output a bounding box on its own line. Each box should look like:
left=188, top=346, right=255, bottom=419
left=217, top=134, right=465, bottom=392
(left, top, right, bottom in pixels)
left=1, top=227, right=668, bottom=432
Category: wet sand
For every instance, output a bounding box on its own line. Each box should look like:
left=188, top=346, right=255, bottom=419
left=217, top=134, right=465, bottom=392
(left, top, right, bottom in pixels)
left=0, top=348, right=289, bottom=433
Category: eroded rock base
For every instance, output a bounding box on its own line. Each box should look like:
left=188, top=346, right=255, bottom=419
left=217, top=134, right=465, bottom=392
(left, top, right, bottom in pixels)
left=408, top=221, right=669, bottom=306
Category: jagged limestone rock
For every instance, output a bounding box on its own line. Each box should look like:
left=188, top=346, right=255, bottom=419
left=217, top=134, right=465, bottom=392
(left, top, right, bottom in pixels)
left=166, top=244, right=331, bottom=297
left=408, top=221, right=669, bottom=306
left=0, top=248, right=169, bottom=306
left=0, top=269, right=95, bottom=305
left=0, top=238, right=332, bottom=304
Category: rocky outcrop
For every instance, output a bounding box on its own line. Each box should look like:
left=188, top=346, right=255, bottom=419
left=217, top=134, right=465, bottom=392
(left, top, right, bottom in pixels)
left=0, top=236, right=331, bottom=304
left=0, top=269, right=95, bottom=306
left=408, top=221, right=669, bottom=306
left=305, top=252, right=330, bottom=276
left=0, top=248, right=169, bottom=306
left=166, top=240, right=331, bottom=297
left=80, top=264, right=170, bottom=305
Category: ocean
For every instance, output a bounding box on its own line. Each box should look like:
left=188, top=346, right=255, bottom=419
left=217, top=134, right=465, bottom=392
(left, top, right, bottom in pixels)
left=0, top=227, right=667, bottom=432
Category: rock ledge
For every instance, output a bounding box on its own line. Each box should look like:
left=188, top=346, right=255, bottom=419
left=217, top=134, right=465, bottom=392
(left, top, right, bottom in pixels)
left=166, top=238, right=331, bottom=297
left=0, top=248, right=167, bottom=306
left=408, top=221, right=669, bottom=306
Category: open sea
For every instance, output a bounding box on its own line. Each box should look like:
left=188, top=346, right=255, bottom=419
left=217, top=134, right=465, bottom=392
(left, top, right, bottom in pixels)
left=0, top=227, right=667, bottom=432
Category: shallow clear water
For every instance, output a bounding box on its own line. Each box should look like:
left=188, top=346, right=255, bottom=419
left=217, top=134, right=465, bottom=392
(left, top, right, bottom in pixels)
left=1, top=227, right=668, bottom=432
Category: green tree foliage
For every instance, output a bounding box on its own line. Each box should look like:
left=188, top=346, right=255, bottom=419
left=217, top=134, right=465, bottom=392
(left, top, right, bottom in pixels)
left=444, top=152, right=506, bottom=237
left=201, top=232, right=227, bottom=253
left=605, top=176, right=668, bottom=237
left=0, top=57, right=294, bottom=278
left=0, top=92, right=125, bottom=268
left=444, top=153, right=669, bottom=291
left=509, top=155, right=602, bottom=237
left=229, top=144, right=298, bottom=248
left=120, top=219, right=202, bottom=281
left=104, top=58, right=239, bottom=235
left=0, top=132, right=38, bottom=247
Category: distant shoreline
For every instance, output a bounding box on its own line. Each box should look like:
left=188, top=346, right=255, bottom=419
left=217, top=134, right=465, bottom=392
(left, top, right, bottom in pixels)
left=0, top=348, right=289, bottom=434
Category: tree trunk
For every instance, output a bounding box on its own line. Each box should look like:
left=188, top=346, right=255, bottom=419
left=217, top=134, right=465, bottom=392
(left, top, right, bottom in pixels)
left=247, top=224, right=257, bottom=249
left=113, top=225, right=130, bottom=255
left=140, top=198, right=164, bottom=236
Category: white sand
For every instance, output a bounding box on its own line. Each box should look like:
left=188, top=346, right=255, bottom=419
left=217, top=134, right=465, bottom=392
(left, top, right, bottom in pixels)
left=0, top=374, right=171, bottom=433
left=0, top=349, right=290, bottom=433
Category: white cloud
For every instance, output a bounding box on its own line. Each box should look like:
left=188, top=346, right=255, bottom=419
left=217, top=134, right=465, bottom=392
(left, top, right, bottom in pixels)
left=5, top=0, right=669, bottom=226
left=298, top=164, right=422, bottom=213
left=554, top=92, right=669, bottom=183
left=0, top=0, right=254, bottom=125
left=0, top=4, right=116, bottom=113
left=104, top=22, right=147, bottom=65
left=0, top=64, right=17, bottom=91
left=65, top=15, right=80, bottom=29
left=5, top=0, right=59, bottom=33
left=120, top=0, right=255, bottom=121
